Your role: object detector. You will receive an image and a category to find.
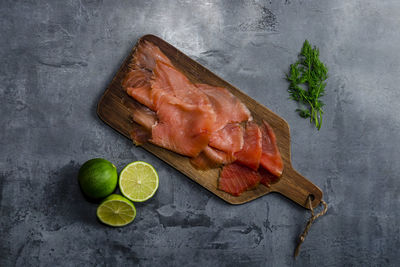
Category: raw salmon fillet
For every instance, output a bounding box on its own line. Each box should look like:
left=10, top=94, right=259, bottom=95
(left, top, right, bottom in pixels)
left=234, top=122, right=262, bottom=170
left=260, top=121, right=283, bottom=177
left=209, top=123, right=244, bottom=154
left=218, top=163, right=261, bottom=196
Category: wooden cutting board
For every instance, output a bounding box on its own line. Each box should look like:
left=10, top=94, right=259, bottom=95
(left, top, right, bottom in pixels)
left=97, top=34, right=323, bottom=209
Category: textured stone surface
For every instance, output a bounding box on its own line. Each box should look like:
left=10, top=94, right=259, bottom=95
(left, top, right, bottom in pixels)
left=1, top=0, right=399, bottom=266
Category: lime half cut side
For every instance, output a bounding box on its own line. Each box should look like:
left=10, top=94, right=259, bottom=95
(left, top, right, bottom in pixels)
left=119, top=161, right=159, bottom=202
left=96, top=194, right=136, bottom=227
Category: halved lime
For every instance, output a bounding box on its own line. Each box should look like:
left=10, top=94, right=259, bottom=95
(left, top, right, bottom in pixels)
left=96, top=194, right=136, bottom=227
left=119, top=161, right=159, bottom=202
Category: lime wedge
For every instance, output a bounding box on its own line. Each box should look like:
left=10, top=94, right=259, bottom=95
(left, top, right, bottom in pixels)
left=119, top=161, right=159, bottom=202
left=96, top=194, right=136, bottom=227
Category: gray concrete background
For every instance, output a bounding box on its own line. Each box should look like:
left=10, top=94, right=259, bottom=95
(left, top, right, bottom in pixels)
left=1, top=0, right=399, bottom=266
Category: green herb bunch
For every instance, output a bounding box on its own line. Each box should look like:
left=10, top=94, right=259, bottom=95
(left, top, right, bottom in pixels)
left=286, top=40, right=328, bottom=130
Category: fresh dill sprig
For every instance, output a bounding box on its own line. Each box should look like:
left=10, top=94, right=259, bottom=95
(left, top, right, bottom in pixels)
left=286, top=40, right=328, bottom=130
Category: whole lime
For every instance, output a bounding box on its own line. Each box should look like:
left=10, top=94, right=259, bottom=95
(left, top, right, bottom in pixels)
left=78, top=158, right=118, bottom=199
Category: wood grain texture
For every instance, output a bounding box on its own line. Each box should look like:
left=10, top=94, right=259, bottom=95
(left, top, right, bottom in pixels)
left=97, top=34, right=323, bottom=209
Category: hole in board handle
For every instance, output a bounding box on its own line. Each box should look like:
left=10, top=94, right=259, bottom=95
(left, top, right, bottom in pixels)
left=309, top=194, right=315, bottom=201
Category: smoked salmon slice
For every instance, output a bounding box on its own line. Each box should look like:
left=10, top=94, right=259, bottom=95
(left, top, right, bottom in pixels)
left=131, top=40, right=173, bottom=71
left=190, top=151, right=219, bottom=170
left=124, top=42, right=218, bottom=157
left=150, top=96, right=214, bottom=157
left=218, top=163, right=261, bottom=196
left=126, top=83, right=154, bottom=110
left=202, top=146, right=235, bottom=165
left=129, top=100, right=157, bottom=130
left=122, top=68, right=153, bottom=109
left=122, top=40, right=285, bottom=196
left=190, top=146, right=235, bottom=170
left=259, top=167, right=280, bottom=187
left=196, top=83, right=251, bottom=131
left=234, top=122, right=262, bottom=170
left=149, top=61, right=217, bottom=157
left=123, top=40, right=173, bottom=109
left=209, top=123, right=244, bottom=154
left=150, top=61, right=214, bottom=112
left=122, top=69, right=151, bottom=88
left=260, top=121, right=283, bottom=177
left=129, top=122, right=151, bottom=146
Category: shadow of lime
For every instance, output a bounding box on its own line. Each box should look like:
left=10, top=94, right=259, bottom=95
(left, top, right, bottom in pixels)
left=42, top=161, right=102, bottom=230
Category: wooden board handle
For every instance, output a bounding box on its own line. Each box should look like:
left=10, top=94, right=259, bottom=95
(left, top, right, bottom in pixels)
left=271, top=166, right=323, bottom=209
